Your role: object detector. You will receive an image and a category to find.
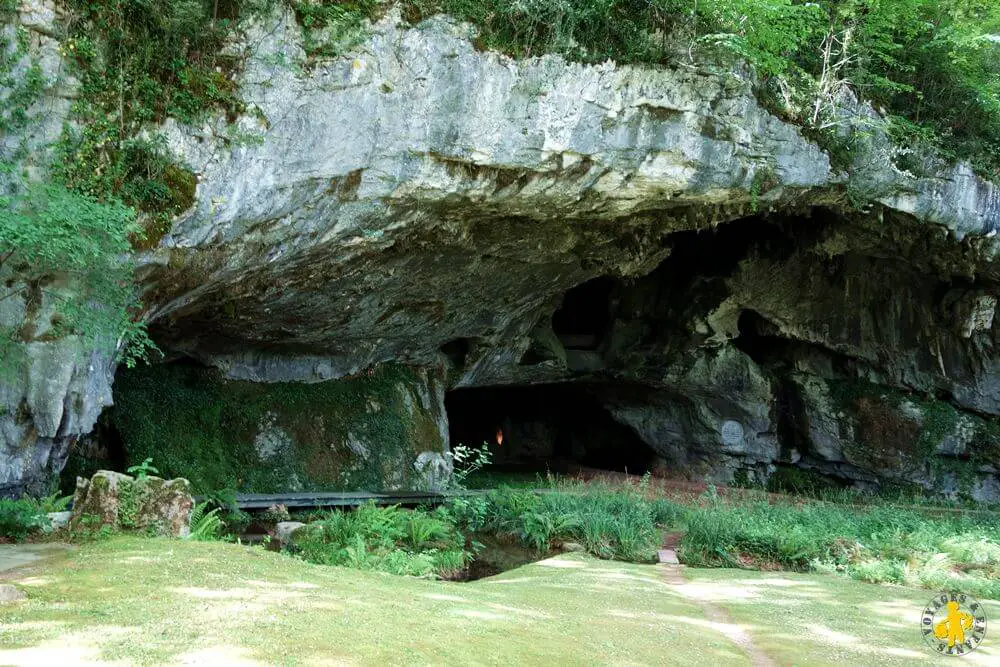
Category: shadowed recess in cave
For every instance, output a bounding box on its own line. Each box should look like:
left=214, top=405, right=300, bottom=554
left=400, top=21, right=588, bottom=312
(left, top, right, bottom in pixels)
left=445, top=384, right=657, bottom=476
left=552, top=277, right=616, bottom=350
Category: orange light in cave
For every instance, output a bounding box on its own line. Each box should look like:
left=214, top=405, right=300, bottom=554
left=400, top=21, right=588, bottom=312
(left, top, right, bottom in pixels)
left=495, top=427, right=503, bottom=446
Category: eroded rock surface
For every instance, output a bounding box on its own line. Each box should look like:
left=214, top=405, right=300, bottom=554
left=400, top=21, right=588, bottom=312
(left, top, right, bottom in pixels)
left=4, top=4, right=1000, bottom=498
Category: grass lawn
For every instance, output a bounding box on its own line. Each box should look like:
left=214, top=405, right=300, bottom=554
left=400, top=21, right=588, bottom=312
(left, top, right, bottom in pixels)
left=1, top=537, right=998, bottom=665
left=682, top=568, right=1000, bottom=665
left=0, top=537, right=744, bottom=665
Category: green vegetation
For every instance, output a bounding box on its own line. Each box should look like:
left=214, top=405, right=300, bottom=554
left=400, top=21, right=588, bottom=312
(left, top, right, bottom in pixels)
left=187, top=502, right=225, bottom=541
left=0, top=537, right=748, bottom=665
left=450, top=483, right=667, bottom=562
left=0, top=179, right=155, bottom=371
left=462, top=469, right=556, bottom=489
left=290, top=0, right=381, bottom=57
left=3, top=485, right=1000, bottom=662
left=294, top=502, right=469, bottom=577
left=446, top=442, right=492, bottom=489
left=0, top=3, right=155, bottom=368
left=288, top=482, right=674, bottom=578
left=0, top=498, right=51, bottom=541
left=765, top=466, right=838, bottom=496
left=3, top=0, right=995, bottom=387
left=0, top=2, right=44, bottom=168
left=679, top=495, right=1000, bottom=599
left=2, top=532, right=997, bottom=664
left=107, top=361, right=444, bottom=494
left=54, top=0, right=257, bottom=245
left=0, top=492, right=70, bottom=540
left=125, top=457, right=158, bottom=481
left=114, top=479, right=138, bottom=528
left=684, top=567, right=1000, bottom=665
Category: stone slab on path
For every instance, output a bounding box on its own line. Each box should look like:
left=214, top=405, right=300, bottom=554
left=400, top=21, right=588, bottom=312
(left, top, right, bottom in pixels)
left=0, top=543, right=74, bottom=573
left=657, top=548, right=679, bottom=564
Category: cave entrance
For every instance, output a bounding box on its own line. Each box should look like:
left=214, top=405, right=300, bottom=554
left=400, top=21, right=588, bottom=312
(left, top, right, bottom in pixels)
left=445, top=383, right=656, bottom=481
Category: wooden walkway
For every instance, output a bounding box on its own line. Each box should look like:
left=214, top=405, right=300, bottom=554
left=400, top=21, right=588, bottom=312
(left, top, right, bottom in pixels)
left=204, top=489, right=486, bottom=511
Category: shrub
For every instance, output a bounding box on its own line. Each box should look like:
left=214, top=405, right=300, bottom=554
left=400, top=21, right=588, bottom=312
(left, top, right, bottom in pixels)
left=849, top=558, right=907, bottom=585
left=649, top=498, right=687, bottom=527
left=766, top=467, right=838, bottom=496
left=451, top=484, right=663, bottom=562
left=0, top=499, right=51, bottom=541
left=36, top=492, right=72, bottom=514
left=0, top=183, right=155, bottom=372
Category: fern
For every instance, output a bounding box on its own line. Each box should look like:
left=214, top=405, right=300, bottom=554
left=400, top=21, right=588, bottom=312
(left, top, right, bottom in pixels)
left=187, top=501, right=223, bottom=541
left=37, top=492, right=72, bottom=513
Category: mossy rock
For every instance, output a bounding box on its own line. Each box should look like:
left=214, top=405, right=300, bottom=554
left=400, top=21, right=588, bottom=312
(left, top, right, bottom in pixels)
left=107, top=362, right=450, bottom=495
left=828, top=379, right=1000, bottom=497
left=69, top=470, right=193, bottom=537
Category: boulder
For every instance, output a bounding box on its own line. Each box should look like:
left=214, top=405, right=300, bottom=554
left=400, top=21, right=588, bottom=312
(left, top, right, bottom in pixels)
left=274, top=521, right=306, bottom=547
left=70, top=471, right=194, bottom=537
left=0, top=585, right=26, bottom=603
left=45, top=511, right=71, bottom=532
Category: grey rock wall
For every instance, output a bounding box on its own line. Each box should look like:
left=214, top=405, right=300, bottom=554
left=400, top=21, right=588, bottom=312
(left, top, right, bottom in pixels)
left=4, top=3, right=1000, bottom=498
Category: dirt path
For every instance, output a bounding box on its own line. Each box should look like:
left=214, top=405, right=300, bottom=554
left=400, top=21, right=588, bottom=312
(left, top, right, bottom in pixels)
left=658, top=534, right=776, bottom=667
left=0, top=543, right=73, bottom=575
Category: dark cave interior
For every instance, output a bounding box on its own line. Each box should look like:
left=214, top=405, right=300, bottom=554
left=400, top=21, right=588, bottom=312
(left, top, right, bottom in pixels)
left=445, top=383, right=657, bottom=476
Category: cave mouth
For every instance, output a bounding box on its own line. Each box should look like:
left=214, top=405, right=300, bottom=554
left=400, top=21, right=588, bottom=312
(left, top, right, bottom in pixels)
left=445, top=383, right=657, bottom=480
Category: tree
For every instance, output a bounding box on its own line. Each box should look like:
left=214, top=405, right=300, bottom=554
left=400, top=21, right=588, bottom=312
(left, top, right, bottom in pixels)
left=0, top=183, right=155, bottom=373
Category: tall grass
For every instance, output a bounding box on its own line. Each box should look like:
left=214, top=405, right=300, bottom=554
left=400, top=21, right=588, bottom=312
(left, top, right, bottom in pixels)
left=449, top=482, right=682, bottom=562
left=680, top=499, right=1000, bottom=598
left=283, top=480, right=1000, bottom=597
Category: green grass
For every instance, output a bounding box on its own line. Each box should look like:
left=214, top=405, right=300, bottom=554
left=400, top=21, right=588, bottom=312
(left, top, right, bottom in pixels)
left=0, top=536, right=745, bottom=665
left=678, top=496, right=1000, bottom=599
left=3, top=536, right=998, bottom=664
left=286, top=483, right=675, bottom=577
left=683, top=567, right=1000, bottom=665
left=285, top=481, right=1000, bottom=598
left=462, top=470, right=559, bottom=489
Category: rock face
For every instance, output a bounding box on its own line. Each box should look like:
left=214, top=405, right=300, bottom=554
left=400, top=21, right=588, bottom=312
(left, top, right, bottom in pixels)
left=1, top=1, right=112, bottom=498
left=106, top=362, right=451, bottom=493
left=70, top=471, right=194, bottom=537
left=4, top=5, right=1000, bottom=498
left=0, top=302, right=114, bottom=498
